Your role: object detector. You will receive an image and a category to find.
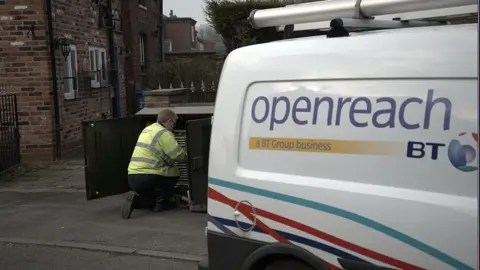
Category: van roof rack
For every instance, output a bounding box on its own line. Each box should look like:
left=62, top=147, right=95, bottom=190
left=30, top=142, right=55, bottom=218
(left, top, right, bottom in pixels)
left=248, top=0, right=477, bottom=38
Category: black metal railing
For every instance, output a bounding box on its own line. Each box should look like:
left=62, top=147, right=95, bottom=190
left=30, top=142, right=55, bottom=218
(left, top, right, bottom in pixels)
left=0, top=93, right=20, bottom=174
left=61, top=69, right=113, bottom=99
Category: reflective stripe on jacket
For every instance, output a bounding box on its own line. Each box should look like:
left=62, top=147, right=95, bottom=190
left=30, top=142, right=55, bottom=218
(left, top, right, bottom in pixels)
left=128, top=123, right=187, bottom=176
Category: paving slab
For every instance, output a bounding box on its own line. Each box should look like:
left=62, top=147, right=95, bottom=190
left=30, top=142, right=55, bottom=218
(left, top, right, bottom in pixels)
left=0, top=149, right=86, bottom=192
left=0, top=162, right=86, bottom=191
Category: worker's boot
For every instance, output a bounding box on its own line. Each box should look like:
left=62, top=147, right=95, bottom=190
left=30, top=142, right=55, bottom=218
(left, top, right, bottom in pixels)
left=121, top=191, right=138, bottom=219
left=162, top=196, right=178, bottom=210
left=153, top=197, right=163, bottom=212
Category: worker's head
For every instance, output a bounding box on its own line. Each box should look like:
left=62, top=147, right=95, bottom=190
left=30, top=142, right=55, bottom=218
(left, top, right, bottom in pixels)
left=157, top=109, right=178, bottom=131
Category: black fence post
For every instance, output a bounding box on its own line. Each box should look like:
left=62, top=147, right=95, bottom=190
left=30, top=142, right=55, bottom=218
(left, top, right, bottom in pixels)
left=0, top=93, right=21, bottom=175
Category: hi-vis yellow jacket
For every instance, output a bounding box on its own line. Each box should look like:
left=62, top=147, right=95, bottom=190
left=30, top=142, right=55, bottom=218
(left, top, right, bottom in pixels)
left=128, top=123, right=187, bottom=176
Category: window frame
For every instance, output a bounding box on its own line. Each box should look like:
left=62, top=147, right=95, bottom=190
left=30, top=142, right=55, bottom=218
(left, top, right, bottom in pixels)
left=88, top=46, right=107, bottom=88
left=138, top=0, right=147, bottom=9
left=64, top=44, right=78, bottom=100
left=139, top=33, right=146, bottom=70
left=191, top=26, right=195, bottom=42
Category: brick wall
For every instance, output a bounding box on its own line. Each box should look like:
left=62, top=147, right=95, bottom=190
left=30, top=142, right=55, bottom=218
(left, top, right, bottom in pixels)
left=0, top=1, right=55, bottom=160
left=121, top=0, right=160, bottom=114
left=143, top=89, right=189, bottom=108
left=51, top=0, right=126, bottom=154
left=197, top=38, right=215, bottom=52
left=0, top=0, right=127, bottom=161
left=164, top=18, right=197, bottom=53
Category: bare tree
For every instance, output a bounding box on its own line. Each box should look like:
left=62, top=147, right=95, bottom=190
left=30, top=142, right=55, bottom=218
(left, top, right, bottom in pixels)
left=197, top=24, right=226, bottom=54
left=197, top=24, right=221, bottom=42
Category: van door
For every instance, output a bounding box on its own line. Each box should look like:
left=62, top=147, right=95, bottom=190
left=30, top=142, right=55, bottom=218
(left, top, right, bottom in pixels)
left=186, top=118, right=212, bottom=212
left=83, top=117, right=144, bottom=200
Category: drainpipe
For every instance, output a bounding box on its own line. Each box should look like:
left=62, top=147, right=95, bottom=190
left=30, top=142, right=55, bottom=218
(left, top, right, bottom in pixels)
left=45, top=0, right=62, bottom=160
left=105, top=0, right=121, bottom=118
left=158, top=0, right=164, bottom=63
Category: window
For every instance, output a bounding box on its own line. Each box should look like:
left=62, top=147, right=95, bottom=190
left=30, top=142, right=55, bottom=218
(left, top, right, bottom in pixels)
left=88, top=47, right=107, bottom=87
left=64, top=45, right=78, bottom=100
left=191, top=26, right=195, bottom=42
left=139, top=34, right=146, bottom=70
left=164, top=39, right=172, bottom=53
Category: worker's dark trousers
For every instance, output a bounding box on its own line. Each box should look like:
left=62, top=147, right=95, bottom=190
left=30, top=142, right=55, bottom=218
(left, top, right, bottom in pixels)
left=127, top=174, right=179, bottom=209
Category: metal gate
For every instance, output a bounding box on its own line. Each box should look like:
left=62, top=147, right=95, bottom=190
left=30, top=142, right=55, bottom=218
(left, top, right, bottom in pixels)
left=83, top=117, right=145, bottom=200
left=185, top=118, right=211, bottom=210
left=0, top=93, right=20, bottom=174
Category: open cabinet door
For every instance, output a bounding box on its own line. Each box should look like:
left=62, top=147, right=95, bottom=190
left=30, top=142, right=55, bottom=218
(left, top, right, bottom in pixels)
left=83, top=117, right=145, bottom=200
left=186, top=118, right=212, bottom=212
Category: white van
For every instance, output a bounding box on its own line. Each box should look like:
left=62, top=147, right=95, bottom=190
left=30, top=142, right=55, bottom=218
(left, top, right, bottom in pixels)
left=199, top=3, right=478, bottom=270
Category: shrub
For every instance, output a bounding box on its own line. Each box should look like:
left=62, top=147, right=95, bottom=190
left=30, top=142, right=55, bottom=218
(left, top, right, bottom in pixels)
left=204, top=0, right=292, bottom=53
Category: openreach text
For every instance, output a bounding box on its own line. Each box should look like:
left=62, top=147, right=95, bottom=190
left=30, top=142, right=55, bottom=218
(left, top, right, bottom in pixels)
left=251, top=89, right=452, bottom=131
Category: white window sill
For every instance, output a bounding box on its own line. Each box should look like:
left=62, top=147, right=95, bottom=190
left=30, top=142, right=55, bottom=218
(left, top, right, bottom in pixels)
left=138, top=4, right=147, bottom=10
left=64, top=92, right=76, bottom=100
left=91, top=81, right=108, bottom=88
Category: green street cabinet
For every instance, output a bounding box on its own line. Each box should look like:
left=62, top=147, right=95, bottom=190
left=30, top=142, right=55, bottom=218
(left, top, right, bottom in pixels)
left=82, top=104, right=214, bottom=212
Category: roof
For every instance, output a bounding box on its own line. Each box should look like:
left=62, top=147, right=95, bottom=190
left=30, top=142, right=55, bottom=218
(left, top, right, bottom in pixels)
left=163, top=16, right=197, bottom=24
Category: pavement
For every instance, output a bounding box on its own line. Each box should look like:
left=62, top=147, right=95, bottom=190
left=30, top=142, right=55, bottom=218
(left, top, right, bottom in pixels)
left=0, top=153, right=85, bottom=192
left=0, top=152, right=208, bottom=269
left=0, top=243, right=196, bottom=270
left=0, top=191, right=208, bottom=258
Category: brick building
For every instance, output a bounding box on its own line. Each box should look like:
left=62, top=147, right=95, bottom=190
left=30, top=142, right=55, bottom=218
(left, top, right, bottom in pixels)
left=163, top=11, right=198, bottom=53
left=196, top=37, right=215, bottom=52
left=0, top=0, right=126, bottom=161
left=121, top=0, right=161, bottom=114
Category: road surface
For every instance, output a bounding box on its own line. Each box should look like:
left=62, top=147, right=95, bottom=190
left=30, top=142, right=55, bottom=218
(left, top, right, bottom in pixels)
left=0, top=243, right=197, bottom=270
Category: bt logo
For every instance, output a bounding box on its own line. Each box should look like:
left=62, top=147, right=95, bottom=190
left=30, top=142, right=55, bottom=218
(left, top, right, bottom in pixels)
left=406, top=132, right=478, bottom=172
left=447, top=132, right=478, bottom=172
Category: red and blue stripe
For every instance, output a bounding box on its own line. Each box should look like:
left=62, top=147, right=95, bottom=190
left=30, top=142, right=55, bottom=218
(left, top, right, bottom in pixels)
left=209, top=215, right=371, bottom=264
left=208, top=178, right=472, bottom=270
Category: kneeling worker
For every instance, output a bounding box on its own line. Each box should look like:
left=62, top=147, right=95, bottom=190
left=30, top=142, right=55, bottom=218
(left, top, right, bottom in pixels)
left=122, top=109, right=187, bottom=219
